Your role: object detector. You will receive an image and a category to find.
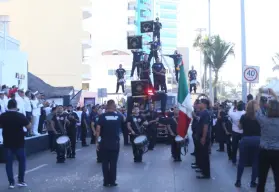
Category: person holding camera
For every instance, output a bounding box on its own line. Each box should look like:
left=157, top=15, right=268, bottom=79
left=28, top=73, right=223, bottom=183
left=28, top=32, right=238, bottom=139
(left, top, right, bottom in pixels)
left=255, top=88, right=279, bottom=192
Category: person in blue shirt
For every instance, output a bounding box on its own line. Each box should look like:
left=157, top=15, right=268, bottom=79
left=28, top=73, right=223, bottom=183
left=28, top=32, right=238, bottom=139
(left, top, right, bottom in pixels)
left=195, top=98, right=211, bottom=179
left=96, top=100, right=125, bottom=187
left=164, top=50, right=182, bottom=82
left=139, top=54, right=153, bottom=87
left=131, top=50, right=144, bottom=78
left=188, top=66, right=197, bottom=94
left=147, top=41, right=160, bottom=63
left=152, top=58, right=167, bottom=93
left=115, top=64, right=126, bottom=93
left=153, top=17, right=162, bottom=42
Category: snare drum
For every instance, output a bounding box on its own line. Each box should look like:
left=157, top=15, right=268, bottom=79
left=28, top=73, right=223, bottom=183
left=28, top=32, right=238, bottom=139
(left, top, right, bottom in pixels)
left=134, top=135, right=148, bottom=147
left=97, top=136, right=101, bottom=143
left=175, top=135, right=185, bottom=146
left=56, top=135, right=71, bottom=150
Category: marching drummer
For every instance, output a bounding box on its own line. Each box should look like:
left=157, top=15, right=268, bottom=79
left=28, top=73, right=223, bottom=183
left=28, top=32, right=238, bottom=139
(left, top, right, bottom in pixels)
left=127, top=106, right=146, bottom=163
left=166, top=108, right=182, bottom=162
left=52, top=105, right=69, bottom=163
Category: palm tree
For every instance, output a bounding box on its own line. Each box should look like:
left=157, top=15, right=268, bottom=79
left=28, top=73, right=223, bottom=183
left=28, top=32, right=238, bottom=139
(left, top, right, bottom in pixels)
left=193, top=35, right=235, bottom=100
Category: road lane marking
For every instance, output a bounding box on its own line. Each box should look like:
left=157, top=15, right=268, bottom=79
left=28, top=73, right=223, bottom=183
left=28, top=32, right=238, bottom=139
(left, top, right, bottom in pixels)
left=14, top=164, right=48, bottom=178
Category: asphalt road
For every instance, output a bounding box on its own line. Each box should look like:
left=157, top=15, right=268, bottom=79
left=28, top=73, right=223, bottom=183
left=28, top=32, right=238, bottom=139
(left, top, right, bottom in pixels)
left=0, top=137, right=275, bottom=192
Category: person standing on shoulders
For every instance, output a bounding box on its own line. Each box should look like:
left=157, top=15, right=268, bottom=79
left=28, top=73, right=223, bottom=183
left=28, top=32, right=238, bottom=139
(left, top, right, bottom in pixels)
left=96, top=100, right=124, bottom=187
left=0, top=99, right=31, bottom=189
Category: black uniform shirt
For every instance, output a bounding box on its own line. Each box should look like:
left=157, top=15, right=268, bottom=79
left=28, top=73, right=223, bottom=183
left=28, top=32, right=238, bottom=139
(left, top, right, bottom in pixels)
left=98, top=112, right=124, bottom=150
left=152, top=62, right=165, bottom=78
left=52, top=113, right=67, bottom=134
left=154, top=22, right=162, bottom=31
left=169, top=54, right=182, bottom=66
left=168, top=117, right=177, bottom=135
left=132, top=51, right=143, bottom=62
left=196, top=109, right=210, bottom=140
left=116, top=68, right=126, bottom=79
left=127, top=115, right=144, bottom=135
left=66, top=112, right=79, bottom=132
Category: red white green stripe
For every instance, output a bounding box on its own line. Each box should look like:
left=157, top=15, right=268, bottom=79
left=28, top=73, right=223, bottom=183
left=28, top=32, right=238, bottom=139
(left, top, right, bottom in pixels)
left=177, top=61, right=192, bottom=138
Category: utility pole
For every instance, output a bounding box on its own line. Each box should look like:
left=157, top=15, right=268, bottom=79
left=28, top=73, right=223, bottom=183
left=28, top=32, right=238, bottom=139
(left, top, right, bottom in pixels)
left=195, top=28, right=206, bottom=93
left=240, top=0, right=247, bottom=102
left=208, top=0, right=213, bottom=103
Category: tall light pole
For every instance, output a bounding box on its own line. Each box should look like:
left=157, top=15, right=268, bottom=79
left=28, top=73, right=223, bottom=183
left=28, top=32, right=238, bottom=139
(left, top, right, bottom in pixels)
left=195, top=28, right=206, bottom=93
left=240, top=0, right=247, bottom=102
left=208, top=0, right=213, bottom=102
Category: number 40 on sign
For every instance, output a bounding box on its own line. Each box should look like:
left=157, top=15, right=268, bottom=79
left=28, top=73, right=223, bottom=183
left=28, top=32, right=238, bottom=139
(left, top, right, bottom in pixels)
left=243, top=66, right=260, bottom=83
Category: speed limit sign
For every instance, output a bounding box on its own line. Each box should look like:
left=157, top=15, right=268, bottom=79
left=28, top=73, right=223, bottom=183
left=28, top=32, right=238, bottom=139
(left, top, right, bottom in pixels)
left=243, top=66, right=260, bottom=83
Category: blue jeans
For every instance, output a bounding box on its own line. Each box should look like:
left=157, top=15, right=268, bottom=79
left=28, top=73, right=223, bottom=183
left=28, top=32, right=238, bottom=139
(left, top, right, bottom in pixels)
left=237, top=136, right=260, bottom=182
left=5, top=148, right=26, bottom=184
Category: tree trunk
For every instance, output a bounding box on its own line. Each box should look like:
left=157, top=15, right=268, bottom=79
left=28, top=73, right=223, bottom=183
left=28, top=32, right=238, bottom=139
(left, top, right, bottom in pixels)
left=213, top=70, right=219, bottom=101
left=203, top=65, right=207, bottom=93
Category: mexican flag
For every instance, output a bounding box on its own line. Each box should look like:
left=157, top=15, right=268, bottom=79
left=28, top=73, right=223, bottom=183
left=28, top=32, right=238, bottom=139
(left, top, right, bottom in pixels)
left=177, top=60, right=192, bottom=138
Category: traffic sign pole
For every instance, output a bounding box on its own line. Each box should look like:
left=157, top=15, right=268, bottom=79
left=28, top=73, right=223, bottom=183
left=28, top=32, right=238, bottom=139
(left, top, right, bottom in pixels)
left=241, top=0, right=247, bottom=102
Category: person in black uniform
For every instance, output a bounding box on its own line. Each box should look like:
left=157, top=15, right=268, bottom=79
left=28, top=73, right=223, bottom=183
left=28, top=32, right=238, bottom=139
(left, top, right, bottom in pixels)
left=191, top=99, right=201, bottom=157
left=66, top=105, right=79, bottom=158
left=115, top=64, right=126, bottom=93
left=167, top=108, right=181, bottom=162
left=164, top=50, right=182, bottom=82
left=92, top=108, right=103, bottom=163
left=152, top=58, right=167, bottom=93
left=81, top=107, right=89, bottom=147
left=145, top=103, right=158, bottom=150
left=52, top=105, right=69, bottom=163
left=147, top=41, right=160, bottom=63
left=195, top=99, right=211, bottom=179
left=188, top=66, right=197, bottom=94
left=139, top=54, right=152, bottom=87
left=127, top=106, right=145, bottom=162
left=95, top=100, right=125, bottom=187
left=153, top=17, right=162, bottom=42
left=131, top=50, right=144, bottom=78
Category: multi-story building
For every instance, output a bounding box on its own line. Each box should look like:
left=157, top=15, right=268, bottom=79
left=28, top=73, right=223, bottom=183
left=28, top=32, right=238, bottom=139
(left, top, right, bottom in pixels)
left=154, top=0, right=179, bottom=55
left=127, top=0, right=153, bottom=53
left=0, top=0, right=92, bottom=89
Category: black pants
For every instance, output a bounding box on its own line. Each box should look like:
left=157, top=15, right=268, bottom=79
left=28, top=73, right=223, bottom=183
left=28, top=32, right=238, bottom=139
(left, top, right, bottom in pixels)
left=175, top=69, right=179, bottom=82
left=231, top=132, right=242, bottom=164
left=38, top=114, right=46, bottom=133
left=67, top=131, right=76, bottom=157
left=131, top=135, right=143, bottom=161
left=147, top=125, right=157, bottom=149
left=140, top=73, right=153, bottom=88
left=153, top=31, right=160, bottom=42
left=148, top=50, right=159, bottom=63
left=197, top=141, right=210, bottom=177
left=116, top=82, right=125, bottom=93
left=48, top=131, right=56, bottom=152
left=81, top=126, right=88, bottom=146
left=102, top=149, right=119, bottom=185
left=55, top=135, right=66, bottom=162
left=97, top=149, right=101, bottom=162
left=121, top=123, right=129, bottom=145
left=190, top=83, right=196, bottom=93
left=131, top=61, right=140, bottom=77
left=171, top=136, right=181, bottom=160
left=219, top=134, right=232, bottom=159
left=91, top=129, right=95, bottom=144
left=257, top=149, right=279, bottom=192
left=154, top=76, right=167, bottom=93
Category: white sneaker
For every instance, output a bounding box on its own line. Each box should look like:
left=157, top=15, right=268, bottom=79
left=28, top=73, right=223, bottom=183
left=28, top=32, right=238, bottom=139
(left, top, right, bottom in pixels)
left=9, top=183, right=15, bottom=189
left=17, top=182, right=27, bottom=187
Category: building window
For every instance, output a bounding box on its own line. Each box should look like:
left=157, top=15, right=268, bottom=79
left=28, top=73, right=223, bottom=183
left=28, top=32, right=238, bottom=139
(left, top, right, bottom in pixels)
left=128, top=17, right=135, bottom=25
left=160, top=4, right=177, bottom=10
left=161, top=32, right=177, bottom=38
left=82, top=83, right=90, bottom=90
left=128, top=2, right=136, bottom=10
left=108, top=69, right=115, bottom=76
left=162, top=22, right=177, bottom=28
left=160, top=13, right=177, bottom=20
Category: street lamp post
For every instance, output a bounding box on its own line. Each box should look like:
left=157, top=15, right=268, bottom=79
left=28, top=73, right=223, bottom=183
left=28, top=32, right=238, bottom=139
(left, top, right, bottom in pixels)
left=208, top=0, right=213, bottom=102
left=240, top=0, right=247, bottom=102
left=195, top=28, right=206, bottom=93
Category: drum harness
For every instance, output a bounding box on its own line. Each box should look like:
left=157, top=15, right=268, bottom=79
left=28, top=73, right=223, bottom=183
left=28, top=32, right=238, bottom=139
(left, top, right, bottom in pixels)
left=56, top=115, right=72, bottom=154
left=133, top=118, right=149, bottom=154
left=173, top=116, right=189, bottom=156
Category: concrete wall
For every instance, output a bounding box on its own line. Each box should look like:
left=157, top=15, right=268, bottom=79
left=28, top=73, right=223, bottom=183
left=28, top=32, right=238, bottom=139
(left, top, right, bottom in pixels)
left=0, top=0, right=84, bottom=89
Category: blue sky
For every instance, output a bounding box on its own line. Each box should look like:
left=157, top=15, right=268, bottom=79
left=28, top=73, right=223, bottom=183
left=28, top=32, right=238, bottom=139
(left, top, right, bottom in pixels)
left=86, top=0, right=279, bottom=86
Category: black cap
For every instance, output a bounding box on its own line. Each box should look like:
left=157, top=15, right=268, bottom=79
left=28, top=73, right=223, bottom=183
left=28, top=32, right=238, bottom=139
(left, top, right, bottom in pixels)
left=200, top=98, right=210, bottom=107
left=247, top=94, right=253, bottom=101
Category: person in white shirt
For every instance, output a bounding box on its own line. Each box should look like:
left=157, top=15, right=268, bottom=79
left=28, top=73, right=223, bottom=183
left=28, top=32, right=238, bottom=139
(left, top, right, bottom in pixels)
left=0, top=91, right=6, bottom=143
left=75, top=107, right=82, bottom=142
left=30, top=92, right=43, bottom=136
left=24, top=91, right=33, bottom=137
left=3, top=89, right=9, bottom=111
left=228, top=101, right=246, bottom=165
left=15, top=89, right=26, bottom=116
left=44, top=102, right=52, bottom=116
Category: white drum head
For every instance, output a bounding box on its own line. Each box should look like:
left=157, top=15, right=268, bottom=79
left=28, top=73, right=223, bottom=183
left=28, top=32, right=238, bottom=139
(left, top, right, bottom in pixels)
left=134, top=135, right=147, bottom=144
left=98, top=136, right=101, bottom=143
left=56, top=136, right=70, bottom=144
left=175, top=135, right=183, bottom=142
